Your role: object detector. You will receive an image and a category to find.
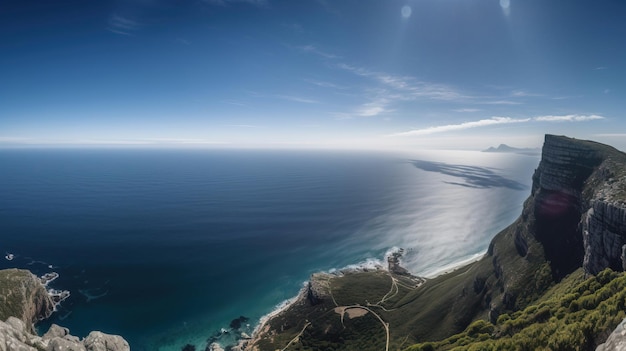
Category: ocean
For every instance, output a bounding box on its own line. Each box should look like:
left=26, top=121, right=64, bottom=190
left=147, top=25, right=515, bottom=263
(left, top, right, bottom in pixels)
left=0, top=148, right=539, bottom=350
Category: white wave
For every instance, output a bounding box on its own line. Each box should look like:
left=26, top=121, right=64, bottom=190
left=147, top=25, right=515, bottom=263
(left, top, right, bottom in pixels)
left=420, top=251, right=486, bottom=278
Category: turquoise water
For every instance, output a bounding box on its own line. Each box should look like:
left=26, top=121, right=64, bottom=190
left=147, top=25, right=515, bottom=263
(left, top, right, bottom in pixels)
left=0, top=148, right=538, bottom=350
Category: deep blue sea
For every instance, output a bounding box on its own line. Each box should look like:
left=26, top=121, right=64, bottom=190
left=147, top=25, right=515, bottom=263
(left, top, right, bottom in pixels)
left=0, top=148, right=538, bottom=350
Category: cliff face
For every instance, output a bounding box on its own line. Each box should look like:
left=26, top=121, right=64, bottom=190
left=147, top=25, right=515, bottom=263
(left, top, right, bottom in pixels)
left=529, top=135, right=626, bottom=278
left=0, top=269, right=55, bottom=332
left=582, top=159, right=626, bottom=275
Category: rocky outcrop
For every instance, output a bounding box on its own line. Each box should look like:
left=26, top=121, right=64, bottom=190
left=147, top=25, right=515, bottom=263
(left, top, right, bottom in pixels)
left=0, top=269, right=130, bottom=351
left=306, top=273, right=333, bottom=305
left=0, top=269, right=55, bottom=333
left=0, top=317, right=129, bottom=351
left=583, top=200, right=626, bottom=274
left=581, top=157, right=626, bottom=275
left=596, top=317, right=626, bottom=351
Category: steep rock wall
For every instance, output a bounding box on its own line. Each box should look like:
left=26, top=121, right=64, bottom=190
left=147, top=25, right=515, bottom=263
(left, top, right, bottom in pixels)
left=529, top=135, right=626, bottom=278
left=583, top=196, right=626, bottom=275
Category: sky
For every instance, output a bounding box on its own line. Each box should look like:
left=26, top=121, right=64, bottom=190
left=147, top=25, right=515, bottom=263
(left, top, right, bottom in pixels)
left=1, top=0, right=625, bottom=150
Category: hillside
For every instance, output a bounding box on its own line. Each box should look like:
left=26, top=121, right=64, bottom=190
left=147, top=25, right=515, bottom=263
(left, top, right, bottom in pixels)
left=242, top=135, right=626, bottom=351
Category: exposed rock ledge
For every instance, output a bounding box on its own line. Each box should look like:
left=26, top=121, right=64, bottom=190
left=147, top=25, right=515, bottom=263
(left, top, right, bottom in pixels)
left=0, top=316, right=129, bottom=351
left=596, top=316, right=626, bottom=351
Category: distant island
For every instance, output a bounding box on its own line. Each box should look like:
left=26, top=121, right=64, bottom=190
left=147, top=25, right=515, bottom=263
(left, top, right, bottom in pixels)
left=482, top=144, right=541, bottom=155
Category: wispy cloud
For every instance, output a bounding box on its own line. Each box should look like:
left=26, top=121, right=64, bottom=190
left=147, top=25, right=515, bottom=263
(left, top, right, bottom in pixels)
left=453, top=108, right=482, bottom=113
left=297, top=45, right=340, bottom=59
left=534, top=114, right=605, bottom=122
left=353, top=100, right=393, bottom=117
left=388, top=114, right=606, bottom=137
left=306, top=79, right=347, bottom=90
left=593, top=66, right=608, bottom=70
left=275, top=95, right=319, bottom=104
left=336, top=63, right=468, bottom=102
left=107, top=15, right=140, bottom=36
left=593, top=133, right=626, bottom=137
left=387, top=117, right=529, bottom=137
left=222, top=100, right=247, bottom=106
left=248, top=91, right=319, bottom=104
left=510, top=90, right=543, bottom=98
left=481, top=100, right=523, bottom=105
left=330, top=63, right=470, bottom=118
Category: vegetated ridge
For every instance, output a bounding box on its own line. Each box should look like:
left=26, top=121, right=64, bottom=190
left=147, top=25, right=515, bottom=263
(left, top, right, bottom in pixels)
left=242, top=134, right=626, bottom=351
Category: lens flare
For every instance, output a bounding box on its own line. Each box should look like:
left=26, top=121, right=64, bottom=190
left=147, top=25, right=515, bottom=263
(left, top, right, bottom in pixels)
left=401, top=6, right=412, bottom=19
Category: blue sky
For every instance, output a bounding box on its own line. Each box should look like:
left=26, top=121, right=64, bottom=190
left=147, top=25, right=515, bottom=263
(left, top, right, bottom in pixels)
left=1, top=0, right=625, bottom=150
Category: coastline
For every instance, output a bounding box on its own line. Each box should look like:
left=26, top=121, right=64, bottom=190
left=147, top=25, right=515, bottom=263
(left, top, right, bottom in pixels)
left=235, top=247, right=424, bottom=351
left=421, top=251, right=486, bottom=278
left=234, top=286, right=309, bottom=351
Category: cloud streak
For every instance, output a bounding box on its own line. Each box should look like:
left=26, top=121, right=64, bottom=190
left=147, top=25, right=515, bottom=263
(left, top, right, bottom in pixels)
left=107, top=15, right=139, bottom=36
left=388, top=114, right=606, bottom=137
left=298, top=45, right=340, bottom=59
left=534, top=114, right=605, bottom=122
left=329, top=63, right=470, bottom=118
left=388, top=117, right=529, bottom=137
left=275, top=95, right=319, bottom=104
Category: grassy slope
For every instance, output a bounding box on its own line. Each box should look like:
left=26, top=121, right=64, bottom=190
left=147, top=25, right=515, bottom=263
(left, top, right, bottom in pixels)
left=407, top=269, right=626, bottom=351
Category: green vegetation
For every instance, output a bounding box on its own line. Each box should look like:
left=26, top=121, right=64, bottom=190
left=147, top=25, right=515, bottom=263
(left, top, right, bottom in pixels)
left=0, top=269, right=38, bottom=321
left=406, top=269, right=626, bottom=351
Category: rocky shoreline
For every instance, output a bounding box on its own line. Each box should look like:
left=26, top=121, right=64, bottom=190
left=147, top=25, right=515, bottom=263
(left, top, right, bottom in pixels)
left=0, top=268, right=130, bottom=351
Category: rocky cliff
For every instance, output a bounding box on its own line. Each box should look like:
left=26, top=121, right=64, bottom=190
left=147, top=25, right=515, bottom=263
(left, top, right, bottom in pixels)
left=0, top=316, right=129, bottom=351
left=0, top=269, right=55, bottom=333
left=0, top=269, right=130, bottom=351
left=244, top=135, right=626, bottom=351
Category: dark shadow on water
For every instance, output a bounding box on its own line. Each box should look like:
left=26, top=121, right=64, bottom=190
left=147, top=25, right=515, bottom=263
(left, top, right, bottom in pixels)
left=410, top=160, right=527, bottom=190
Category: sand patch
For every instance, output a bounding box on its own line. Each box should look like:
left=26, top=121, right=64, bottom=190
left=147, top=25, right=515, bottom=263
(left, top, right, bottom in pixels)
left=334, top=306, right=369, bottom=319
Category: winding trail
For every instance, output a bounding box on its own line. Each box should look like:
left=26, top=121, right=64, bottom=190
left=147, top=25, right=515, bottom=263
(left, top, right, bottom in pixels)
left=281, top=321, right=312, bottom=351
